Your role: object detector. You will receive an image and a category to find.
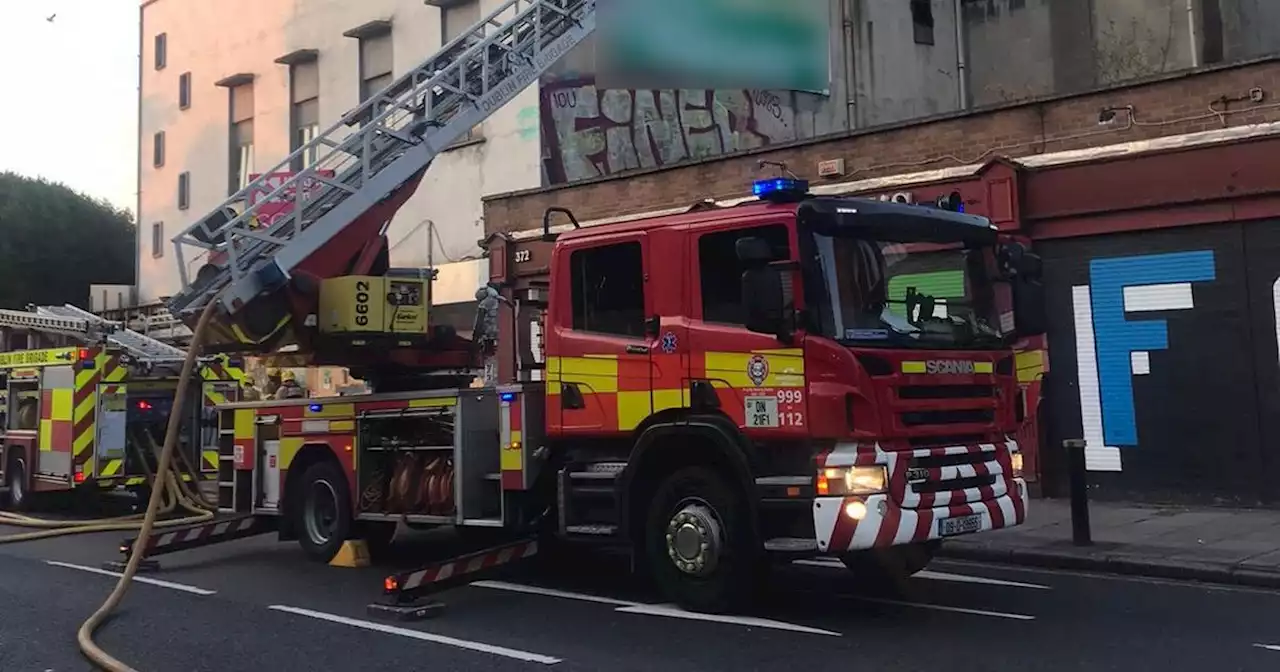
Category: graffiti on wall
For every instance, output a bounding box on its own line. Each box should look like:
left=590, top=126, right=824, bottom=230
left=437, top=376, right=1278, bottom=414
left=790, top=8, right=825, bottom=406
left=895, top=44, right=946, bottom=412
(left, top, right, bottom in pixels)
left=1070, top=251, right=1217, bottom=471
left=541, top=78, right=801, bottom=184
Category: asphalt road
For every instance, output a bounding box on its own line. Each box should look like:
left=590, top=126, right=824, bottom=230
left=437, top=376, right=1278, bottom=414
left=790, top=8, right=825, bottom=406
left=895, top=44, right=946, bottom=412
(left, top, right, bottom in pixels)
left=2, top=516, right=1279, bottom=671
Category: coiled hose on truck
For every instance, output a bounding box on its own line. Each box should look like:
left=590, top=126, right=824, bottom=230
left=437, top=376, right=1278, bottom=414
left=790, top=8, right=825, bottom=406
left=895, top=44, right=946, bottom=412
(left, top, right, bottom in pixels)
left=0, top=302, right=220, bottom=670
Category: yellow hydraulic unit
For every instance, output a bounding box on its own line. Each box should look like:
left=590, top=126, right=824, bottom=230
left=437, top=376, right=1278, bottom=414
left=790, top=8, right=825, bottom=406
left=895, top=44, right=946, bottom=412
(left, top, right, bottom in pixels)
left=317, top=275, right=429, bottom=336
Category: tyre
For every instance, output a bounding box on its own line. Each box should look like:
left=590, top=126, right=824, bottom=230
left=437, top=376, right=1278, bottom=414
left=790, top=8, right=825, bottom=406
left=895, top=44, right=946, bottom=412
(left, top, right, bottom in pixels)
left=644, top=466, right=758, bottom=613
left=293, top=460, right=353, bottom=562
left=4, top=454, right=28, bottom=511
left=840, top=541, right=939, bottom=583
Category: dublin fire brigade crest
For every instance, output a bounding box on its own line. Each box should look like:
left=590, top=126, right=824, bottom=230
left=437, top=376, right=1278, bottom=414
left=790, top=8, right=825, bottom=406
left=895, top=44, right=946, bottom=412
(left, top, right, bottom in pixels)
left=746, top=355, right=769, bottom=386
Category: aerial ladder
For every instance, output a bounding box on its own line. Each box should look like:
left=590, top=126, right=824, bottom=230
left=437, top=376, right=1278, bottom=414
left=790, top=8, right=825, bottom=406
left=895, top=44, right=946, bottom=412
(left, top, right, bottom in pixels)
left=164, top=0, right=596, bottom=363
left=0, top=303, right=187, bottom=364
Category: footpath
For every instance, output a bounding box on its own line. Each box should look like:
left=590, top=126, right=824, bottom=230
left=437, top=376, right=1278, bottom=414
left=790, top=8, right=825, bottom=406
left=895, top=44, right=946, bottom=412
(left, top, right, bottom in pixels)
left=940, top=498, right=1280, bottom=589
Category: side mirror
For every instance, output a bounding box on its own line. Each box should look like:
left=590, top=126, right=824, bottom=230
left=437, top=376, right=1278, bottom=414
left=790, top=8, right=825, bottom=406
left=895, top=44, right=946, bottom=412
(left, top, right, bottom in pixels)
left=741, top=266, right=790, bottom=340
left=1012, top=276, right=1047, bottom=338
left=998, top=242, right=1043, bottom=280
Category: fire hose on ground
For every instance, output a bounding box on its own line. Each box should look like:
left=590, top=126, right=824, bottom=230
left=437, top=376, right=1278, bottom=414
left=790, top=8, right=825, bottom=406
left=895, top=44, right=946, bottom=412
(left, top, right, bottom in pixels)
left=0, top=302, right=220, bottom=671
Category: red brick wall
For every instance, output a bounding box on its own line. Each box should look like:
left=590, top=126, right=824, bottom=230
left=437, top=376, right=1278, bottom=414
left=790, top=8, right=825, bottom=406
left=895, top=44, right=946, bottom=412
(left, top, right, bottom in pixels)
left=484, top=58, right=1280, bottom=236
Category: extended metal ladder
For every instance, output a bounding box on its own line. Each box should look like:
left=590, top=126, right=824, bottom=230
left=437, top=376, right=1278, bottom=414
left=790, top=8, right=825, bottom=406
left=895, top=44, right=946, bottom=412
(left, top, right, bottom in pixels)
left=0, top=304, right=187, bottom=363
left=166, top=0, right=596, bottom=324
left=38, top=304, right=188, bottom=362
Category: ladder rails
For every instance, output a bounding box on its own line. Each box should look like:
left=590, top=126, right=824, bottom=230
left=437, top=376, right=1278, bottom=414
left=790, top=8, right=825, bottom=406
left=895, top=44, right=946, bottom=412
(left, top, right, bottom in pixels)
left=38, top=304, right=188, bottom=362
left=166, top=0, right=596, bottom=327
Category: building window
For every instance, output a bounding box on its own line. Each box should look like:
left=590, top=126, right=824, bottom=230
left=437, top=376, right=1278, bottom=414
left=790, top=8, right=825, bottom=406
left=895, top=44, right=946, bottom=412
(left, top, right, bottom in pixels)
left=441, top=0, right=483, bottom=144
left=154, top=33, right=167, bottom=70
left=177, top=172, right=190, bottom=210
left=153, top=131, right=165, bottom=168
left=697, top=225, right=790, bottom=324
left=569, top=242, right=645, bottom=337
left=359, top=32, right=393, bottom=105
left=229, top=82, right=255, bottom=194
left=151, top=222, right=165, bottom=258
left=179, top=71, right=192, bottom=109
left=910, top=0, right=935, bottom=46
left=290, top=59, right=321, bottom=170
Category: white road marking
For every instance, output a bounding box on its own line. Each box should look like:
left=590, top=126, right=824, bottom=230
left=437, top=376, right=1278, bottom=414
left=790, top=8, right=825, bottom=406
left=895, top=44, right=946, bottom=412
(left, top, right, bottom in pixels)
left=44, top=560, right=216, bottom=596
left=615, top=604, right=842, bottom=636
left=794, top=558, right=1052, bottom=590
left=848, top=595, right=1035, bottom=621
left=1254, top=643, right=1280, bottom=652
left=472, top=580, right=840, bottom=636
left=471, top=580, right=642, bottom=607
left=915, top=569, right=1052, bottom=590
left=268, top=605, right=562, bottom=664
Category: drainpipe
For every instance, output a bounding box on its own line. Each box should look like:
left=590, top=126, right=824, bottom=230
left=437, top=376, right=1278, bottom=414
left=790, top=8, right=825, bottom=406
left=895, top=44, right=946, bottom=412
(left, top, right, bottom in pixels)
left=842, top=0, right=859, bottom=129
left=954, top=0, right=970, bottom=110
left=1186, top=0, right=1200, bottom=68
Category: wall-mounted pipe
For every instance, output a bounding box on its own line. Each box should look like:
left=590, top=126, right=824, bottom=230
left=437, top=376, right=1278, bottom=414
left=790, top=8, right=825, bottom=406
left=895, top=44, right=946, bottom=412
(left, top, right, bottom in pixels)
left=954, top=0, right=970, bottom=110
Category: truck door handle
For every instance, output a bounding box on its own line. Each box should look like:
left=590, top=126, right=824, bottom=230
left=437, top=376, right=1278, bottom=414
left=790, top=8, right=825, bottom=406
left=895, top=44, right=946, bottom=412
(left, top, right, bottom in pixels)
left=626, top=344, right=649, bottom=355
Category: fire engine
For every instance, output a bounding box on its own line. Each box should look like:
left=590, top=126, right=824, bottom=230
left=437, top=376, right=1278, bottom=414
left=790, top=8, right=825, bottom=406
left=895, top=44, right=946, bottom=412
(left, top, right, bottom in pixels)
left=125, top=0, right=1045, bottom=612
left=0, top=303, right=244, bottom=510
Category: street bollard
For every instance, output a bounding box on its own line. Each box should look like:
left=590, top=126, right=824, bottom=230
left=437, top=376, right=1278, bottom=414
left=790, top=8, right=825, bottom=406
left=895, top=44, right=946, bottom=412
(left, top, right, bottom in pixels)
left=1063, top=438, right=1092, bottom=546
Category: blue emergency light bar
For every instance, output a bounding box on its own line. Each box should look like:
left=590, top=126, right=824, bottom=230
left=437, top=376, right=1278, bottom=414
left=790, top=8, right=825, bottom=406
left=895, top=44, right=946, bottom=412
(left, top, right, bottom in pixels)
left=752, top=178, right=809, bottom=200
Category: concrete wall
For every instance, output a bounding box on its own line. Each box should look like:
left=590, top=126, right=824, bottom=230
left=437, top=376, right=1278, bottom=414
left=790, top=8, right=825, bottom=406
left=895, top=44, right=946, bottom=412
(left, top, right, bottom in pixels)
left=137, top=0, right=530, bottom=304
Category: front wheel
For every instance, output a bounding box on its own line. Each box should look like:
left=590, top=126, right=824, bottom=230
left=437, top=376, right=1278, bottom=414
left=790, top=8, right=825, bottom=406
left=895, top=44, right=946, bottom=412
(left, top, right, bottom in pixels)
left=293, top=460, right=353, bottom=562
left=644, top=467, right=758, bottom=613
left=840, top=541, right=939, bottom=582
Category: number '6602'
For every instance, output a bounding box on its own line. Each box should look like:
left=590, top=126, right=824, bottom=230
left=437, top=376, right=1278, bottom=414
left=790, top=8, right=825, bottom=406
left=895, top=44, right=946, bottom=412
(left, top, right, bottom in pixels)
left=355, top=280, right=370, bottom=326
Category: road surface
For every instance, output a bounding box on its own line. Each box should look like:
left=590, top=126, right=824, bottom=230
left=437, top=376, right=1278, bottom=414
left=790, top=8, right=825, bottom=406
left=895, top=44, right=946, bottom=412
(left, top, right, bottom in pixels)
left=1, top=519, right=1278, bottom=671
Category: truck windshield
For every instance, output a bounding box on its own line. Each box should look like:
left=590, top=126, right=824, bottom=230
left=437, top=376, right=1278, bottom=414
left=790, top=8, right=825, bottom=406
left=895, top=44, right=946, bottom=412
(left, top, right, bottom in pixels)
left=803, top=214, right=1009, bottom=350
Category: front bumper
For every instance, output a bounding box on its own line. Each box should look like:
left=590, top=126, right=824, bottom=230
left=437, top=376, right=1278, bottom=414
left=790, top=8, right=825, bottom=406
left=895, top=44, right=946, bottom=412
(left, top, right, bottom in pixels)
left=813, top=478, right=1028, bottom=553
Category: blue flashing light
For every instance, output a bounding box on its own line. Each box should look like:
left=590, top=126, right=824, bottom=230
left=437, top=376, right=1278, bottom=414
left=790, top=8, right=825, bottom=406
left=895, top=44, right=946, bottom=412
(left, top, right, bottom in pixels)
left=752, top=178, right=809, bottom=199
left=308, top=403, right=322, bottom=412
left=499, top=392, right=517, bottom=403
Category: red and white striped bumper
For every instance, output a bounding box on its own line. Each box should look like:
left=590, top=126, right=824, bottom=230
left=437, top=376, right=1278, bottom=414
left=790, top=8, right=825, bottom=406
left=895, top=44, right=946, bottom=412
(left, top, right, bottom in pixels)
left=813, top=440, right=1028, bottom=554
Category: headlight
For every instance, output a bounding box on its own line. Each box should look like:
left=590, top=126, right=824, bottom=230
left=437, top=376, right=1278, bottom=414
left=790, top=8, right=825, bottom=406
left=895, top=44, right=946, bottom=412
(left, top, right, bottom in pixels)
left=817, top=466, right=888, bottom=496
left=1010, top=452, right=1024, bottom=478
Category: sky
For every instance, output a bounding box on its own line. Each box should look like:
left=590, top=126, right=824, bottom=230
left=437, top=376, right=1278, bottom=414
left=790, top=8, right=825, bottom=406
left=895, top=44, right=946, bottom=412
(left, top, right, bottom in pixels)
left=0, top=1, right=139, bottom=214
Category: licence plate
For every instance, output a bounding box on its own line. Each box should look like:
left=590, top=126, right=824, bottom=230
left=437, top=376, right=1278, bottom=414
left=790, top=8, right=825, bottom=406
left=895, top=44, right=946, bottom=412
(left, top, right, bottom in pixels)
left=937, top=513, right=984, bottom=537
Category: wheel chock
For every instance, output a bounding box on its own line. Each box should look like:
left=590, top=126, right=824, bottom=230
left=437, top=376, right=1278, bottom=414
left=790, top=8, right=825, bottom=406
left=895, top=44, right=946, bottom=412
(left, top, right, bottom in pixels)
left=366, top=600, right=446, bottom=621
left=330, top=540, right=371, bottom=568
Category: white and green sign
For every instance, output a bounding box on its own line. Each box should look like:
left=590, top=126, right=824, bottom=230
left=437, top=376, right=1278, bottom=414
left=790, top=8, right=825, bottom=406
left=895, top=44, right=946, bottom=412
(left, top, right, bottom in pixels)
left=597, top=0, right=830, bottom=93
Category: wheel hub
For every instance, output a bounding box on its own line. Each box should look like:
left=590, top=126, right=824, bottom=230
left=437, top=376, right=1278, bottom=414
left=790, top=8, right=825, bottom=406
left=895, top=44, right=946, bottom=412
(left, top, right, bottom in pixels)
left=304, top=480, right=338, bottom=544
left=665, top=501, right=723, bottom=577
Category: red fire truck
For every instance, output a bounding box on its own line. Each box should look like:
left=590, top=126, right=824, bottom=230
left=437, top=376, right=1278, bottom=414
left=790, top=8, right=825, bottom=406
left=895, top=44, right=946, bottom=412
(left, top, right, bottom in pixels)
left=132, top=0, right=1043, bottom=613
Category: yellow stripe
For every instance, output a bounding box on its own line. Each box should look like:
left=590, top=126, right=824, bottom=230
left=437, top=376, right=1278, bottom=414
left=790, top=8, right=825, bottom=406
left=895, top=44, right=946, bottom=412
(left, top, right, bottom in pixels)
left=500, top=445, right=522, bottom=471
left=407, top=398, right=457, bottom=408
left=617, top=390, right=651, bottom=431
left=330, top=420, right=355, bottom=432
left=901, top=361, right=926, bottom=374
left=278, top=437, right=305, bottom=469
left=101, top=459, right=123, bottom=476
left=703, top=349, right=804, bottom=388
left=39, top=419, right=53, bottom=451
left=547, top=356, right=619, bottom=393
left=125, top=476, right=147, bottom=486
left=104, top=364, right=128, bottom=382
left=233, top=409, right=255, bottom=440
left=202, top=450, right=218, bottom=471
left=973, top=361, right=994, bottom=374
left=652, top=388, right=691, bottom=413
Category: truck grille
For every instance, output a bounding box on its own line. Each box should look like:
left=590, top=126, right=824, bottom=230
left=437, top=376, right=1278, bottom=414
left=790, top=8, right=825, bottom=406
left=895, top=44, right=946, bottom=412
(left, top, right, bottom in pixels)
left=900, top=408, right=994, bottom=426
left=894, top=442, right=1010, bottom=509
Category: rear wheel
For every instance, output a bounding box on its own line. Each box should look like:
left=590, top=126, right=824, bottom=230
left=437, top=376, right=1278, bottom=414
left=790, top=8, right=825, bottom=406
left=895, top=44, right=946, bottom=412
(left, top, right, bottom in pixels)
left=644, top=467, right=757, bottom=613
left=294, top=460, right=353, bottom=562
left=4, top=454, right=29, bottom=511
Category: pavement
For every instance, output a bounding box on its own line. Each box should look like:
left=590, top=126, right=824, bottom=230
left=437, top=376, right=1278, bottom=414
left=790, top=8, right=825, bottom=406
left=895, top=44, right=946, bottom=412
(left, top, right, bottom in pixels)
left=4, top=511, right=1280, bottom=671
left=942, top=498, right=1280, bottom=589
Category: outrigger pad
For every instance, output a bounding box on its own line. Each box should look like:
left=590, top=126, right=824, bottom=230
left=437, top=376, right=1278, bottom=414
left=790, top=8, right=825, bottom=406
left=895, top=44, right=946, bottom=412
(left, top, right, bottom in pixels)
left=101, top=559, right=161, bottom=573
left=329, top=540, right=372, bottom=568
left=366, top=600, right=446, bottom=621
